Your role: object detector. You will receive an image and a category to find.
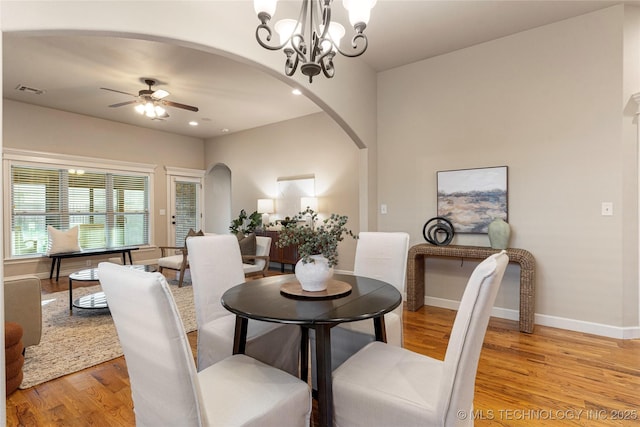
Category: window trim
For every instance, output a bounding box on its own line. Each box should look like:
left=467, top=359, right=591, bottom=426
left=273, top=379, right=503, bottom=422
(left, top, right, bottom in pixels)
left=3, top=148, right=157, bottom=259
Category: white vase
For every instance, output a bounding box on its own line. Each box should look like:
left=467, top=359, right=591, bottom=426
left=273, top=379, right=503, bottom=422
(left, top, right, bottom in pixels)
left=295, top=255, right=334, bottom=292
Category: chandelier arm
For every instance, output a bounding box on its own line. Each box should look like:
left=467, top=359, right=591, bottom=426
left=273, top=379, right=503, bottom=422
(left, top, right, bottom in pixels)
left=334, top=32, right=369, bottom=58
left=318, top=0, right=330, bottom=39
left=320, top=54, right=336, bottom=79
left=291, top=34, right=309, bottom=63
left=284, top=50, right=300, bottom=76
left=256, top=24, right=284, bottom=51
left=255, top=0, right=308, bottom=51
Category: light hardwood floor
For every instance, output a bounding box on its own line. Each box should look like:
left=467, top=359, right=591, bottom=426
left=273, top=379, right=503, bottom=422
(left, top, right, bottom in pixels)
left=6, top=272, right=640, bottom=426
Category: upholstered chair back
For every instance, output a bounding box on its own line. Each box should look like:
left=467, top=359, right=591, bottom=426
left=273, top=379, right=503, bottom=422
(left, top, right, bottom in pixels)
left=187, top=234, right=245, bottom=326
left=98, top=262, right=206, bottom=427
left=353, top=231, right=410, bottom=294
left=353, top=231, right=410, bottom=344
left=310, top=231, right=410, bottom=388
left=439, top=251, right=508, bottom=425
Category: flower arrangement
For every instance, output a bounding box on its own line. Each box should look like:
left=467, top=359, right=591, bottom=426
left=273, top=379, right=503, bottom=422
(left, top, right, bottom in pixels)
left=276, top=208, right=356, bottom=268
left=229, top=209, right=262, bottom=235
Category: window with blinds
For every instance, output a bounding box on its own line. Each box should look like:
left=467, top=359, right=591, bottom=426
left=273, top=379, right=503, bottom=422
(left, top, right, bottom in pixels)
left=11, top=165, right=150, bottom=256
left=174, top=180, right=199, bottom=247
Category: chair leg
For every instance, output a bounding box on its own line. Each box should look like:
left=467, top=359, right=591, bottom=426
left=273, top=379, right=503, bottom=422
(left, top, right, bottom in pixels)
left=178, top=257, right=188, bottom=288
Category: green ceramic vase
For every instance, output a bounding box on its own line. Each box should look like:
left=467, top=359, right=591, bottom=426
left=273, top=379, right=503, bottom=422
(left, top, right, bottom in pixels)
left=488, top=218, right=510, bottom=249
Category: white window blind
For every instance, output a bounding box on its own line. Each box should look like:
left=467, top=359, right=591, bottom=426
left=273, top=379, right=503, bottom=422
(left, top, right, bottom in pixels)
left=174, top=180, right=199, bottom=246
left=11, top=165, right=150, bottom=256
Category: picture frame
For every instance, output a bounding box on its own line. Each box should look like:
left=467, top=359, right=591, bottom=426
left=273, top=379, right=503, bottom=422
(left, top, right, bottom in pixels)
left=437, top=166, right=508, bottom=234
left=276, top=175, right=315, bottom=219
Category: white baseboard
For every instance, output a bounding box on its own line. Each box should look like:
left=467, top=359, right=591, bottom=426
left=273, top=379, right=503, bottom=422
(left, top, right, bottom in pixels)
left=424, top=296, right=640, bottom=340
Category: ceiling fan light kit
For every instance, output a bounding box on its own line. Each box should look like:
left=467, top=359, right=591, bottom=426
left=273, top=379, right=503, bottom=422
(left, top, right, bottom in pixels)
left=254, top=0, right=376, bottom=83
left=101, top=78, right=198, bottom=121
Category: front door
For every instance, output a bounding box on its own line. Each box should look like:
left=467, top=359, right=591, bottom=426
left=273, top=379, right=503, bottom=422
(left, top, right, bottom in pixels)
left=169, top=176, right=202, bottom=247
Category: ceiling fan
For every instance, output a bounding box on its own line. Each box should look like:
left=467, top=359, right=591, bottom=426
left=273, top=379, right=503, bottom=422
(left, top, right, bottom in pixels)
left=100, top=78, right=199, bottom=120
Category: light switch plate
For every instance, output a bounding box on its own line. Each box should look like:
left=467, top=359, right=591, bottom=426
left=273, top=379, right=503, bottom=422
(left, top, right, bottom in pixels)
left=601, top=202, right=613, bottom=216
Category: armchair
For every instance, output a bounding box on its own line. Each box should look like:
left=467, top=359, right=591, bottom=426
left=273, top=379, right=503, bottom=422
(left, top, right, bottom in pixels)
left=4, top=275, right=42, bottom=347
left=157, top=229, right=204, bottom=287
left=242, top=235, right=271, bottom=277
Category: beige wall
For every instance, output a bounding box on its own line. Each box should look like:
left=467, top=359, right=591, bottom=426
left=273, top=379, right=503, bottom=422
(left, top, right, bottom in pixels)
left=3, top=100, right=205, bottom=277
left=205, top=113, right=360, bottom=271
left=377, top=5, right=638, bottom=334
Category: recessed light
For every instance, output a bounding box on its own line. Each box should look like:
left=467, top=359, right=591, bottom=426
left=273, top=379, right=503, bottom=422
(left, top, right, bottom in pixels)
left=221, top=128, right=230, bottom=133
left=292, top=89, right=302, bottom=96
left=189, top=121, right=198, bottom=126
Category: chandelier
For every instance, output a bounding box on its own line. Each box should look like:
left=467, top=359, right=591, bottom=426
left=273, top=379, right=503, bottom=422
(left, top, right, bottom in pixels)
left=254, top=0, right=377, bottom=83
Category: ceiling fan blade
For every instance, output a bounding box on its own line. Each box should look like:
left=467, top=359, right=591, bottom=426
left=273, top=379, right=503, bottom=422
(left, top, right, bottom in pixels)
left=162, top=100, right=199, bottom=112
left=108, top=100, right=138, bottom=108
left=100, top=87, right=137, bottom=97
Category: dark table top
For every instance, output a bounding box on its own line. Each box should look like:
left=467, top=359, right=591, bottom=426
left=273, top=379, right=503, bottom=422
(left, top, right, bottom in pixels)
left=221, top=273, right=402, bottom=326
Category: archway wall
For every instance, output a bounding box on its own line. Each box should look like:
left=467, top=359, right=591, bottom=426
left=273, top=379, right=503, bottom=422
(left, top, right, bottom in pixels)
left=1, top=1, right=377, bottom=144
left=1, top=0, right=378, bottom=229
left=205, top=163, right=232, bottom=234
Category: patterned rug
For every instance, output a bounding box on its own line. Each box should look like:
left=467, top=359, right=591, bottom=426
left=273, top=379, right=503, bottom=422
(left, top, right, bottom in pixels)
left=20, top=282, right=196, bottom=389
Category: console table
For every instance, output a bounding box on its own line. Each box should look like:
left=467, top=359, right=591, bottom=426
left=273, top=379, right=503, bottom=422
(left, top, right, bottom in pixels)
left=406, top=244, right=535, bottom=333
left=49, top=246, right=138, bottom=281
left=256, top=230, right=299, bottom=272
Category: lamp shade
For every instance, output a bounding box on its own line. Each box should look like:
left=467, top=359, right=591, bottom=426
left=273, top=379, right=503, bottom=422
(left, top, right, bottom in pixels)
left=320, top=22, right=345, bottom=53
left=257, top=198, right=274, bottom=213
left=300, top=197, right=318, bottom=212
left=343, top=0, right=377, bottom=26
left=254, top=0, right=278, bottom=16
left=275, top=19, right=303, bottom=49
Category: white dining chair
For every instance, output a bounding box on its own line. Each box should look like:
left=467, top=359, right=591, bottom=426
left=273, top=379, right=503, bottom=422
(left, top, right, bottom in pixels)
left=332, top=251, right=509, bottom=427
left=98, top=262, right=311, bottom=427
left=187, top=234, right=301, bottom=375
left=310, top=231, right=410, bottom=384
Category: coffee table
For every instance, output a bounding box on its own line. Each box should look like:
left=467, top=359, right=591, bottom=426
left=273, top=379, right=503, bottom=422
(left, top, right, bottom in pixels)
left=68, top=264, right=156, bottom=314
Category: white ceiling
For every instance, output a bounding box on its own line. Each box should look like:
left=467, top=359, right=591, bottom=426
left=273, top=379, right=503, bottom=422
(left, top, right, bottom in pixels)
left=2, top=0, right=629, bottom=139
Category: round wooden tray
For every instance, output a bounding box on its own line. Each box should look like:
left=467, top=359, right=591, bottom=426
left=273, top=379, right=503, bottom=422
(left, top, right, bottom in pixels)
left=280, top=279, right=352, bottom=300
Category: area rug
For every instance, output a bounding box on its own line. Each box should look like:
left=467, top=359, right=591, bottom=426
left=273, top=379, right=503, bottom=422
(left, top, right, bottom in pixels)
left=20, top=283, right=196, bottom=389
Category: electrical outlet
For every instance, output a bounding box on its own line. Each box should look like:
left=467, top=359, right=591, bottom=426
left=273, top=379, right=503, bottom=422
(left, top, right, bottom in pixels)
left=86, top=260, right=91, bottom=267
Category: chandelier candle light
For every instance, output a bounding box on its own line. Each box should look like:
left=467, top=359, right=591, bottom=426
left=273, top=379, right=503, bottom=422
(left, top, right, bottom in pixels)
left=254, top=0, right=377, bottom=82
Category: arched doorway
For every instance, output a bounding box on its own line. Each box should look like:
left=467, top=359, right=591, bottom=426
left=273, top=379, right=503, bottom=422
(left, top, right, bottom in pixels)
left=205, top=163, right=232, bottom=234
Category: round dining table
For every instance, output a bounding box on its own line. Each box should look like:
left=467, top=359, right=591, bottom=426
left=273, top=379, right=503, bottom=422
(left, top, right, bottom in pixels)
left=221, top=273, right=402, bottom=427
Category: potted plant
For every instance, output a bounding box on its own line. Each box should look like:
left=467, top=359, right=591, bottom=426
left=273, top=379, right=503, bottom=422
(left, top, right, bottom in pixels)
left=229, top=209, right=262, bottom=236
left=276, top=208, right=356, bottom=291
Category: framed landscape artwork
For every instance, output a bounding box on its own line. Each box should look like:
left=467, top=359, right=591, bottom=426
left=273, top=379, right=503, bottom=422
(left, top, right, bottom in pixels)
left=437, top=166, right=508, bottom=233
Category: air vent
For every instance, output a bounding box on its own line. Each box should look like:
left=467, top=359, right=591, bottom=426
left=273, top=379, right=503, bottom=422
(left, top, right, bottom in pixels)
left=15, top=84, right=45, bottom=95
